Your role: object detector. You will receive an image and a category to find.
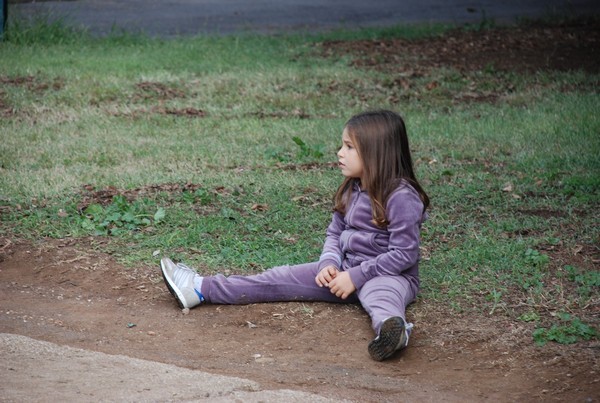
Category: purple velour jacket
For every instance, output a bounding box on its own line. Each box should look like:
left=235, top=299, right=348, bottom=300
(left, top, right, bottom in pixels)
left=317, top=180, right=426, bottom=292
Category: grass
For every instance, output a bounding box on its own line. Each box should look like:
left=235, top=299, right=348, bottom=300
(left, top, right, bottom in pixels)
left=1, top=14, right=598, bottom=345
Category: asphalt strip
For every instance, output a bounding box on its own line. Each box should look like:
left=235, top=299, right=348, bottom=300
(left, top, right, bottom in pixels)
left=1, top=333, right=342, bottom=402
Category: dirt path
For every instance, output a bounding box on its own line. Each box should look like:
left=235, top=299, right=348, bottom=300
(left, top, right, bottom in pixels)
left=0, top=238, right=597, bottom=401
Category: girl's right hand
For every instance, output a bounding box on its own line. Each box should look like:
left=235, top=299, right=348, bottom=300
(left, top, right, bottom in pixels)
left=315, top=265, right=339, bottom=287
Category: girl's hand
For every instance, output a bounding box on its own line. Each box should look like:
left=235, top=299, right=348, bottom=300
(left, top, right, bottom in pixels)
left=315, top=265, right=339, bottom=287
left=328, top=271, right=356, bottom=299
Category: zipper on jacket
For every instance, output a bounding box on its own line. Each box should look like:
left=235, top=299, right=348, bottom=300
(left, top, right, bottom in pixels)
left=346, top=184, right=362, bottom=225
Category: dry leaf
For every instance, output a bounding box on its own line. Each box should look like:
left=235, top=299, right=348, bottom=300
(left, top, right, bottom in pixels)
left=426, top=81, right=439, bottom=90
left=251, top=203, right=268, bottom=211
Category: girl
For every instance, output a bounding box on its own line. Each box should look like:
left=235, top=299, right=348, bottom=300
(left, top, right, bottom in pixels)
left=161, top=109, right=429, bottom=361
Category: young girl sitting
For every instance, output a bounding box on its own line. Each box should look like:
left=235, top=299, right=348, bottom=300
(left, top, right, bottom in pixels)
left=161, top=109, right=429, bottom=361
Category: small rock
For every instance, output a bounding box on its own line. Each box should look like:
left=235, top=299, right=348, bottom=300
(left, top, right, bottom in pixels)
left=255, top=357, right=275, bottom=364
left=181, top=308, right=190, bottom=315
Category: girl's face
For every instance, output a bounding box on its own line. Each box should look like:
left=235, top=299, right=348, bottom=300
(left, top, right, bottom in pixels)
left=337, top=128, right=364, bottom=179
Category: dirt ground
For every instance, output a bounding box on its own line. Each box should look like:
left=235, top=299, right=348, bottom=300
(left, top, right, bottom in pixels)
left=1, top=20, right=599, bottom=402
left=1, top=237, right=598, bottom=402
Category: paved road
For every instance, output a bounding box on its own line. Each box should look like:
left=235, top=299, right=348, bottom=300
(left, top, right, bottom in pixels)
left=12, top=0, right=600, bottom=37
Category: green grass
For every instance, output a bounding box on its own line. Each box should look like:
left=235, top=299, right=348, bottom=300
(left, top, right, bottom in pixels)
left=1, top=15, right=598, bottom=345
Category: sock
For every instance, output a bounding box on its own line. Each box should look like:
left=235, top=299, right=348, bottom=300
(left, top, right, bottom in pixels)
left=193, top=275, right=205, bottom=301
left=405, top=322, right=414, bottom=342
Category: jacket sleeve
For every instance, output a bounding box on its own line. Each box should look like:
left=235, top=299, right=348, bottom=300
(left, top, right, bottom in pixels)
left=318, top=211, right=345, bottom=271
left=347, top=186, right=424, bottom=289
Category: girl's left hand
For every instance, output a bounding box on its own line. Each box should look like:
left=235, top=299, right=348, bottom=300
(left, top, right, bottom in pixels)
left=316, top=265, right=339, bottom=287
left=328, top=271, right=356, bottom=300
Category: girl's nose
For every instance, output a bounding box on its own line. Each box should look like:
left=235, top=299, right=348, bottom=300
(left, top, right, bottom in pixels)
left=337, top=148, right=343, bottom=158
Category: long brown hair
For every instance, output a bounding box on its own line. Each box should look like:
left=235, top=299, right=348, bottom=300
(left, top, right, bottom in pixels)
left=333, top=110, right=429, bottom=227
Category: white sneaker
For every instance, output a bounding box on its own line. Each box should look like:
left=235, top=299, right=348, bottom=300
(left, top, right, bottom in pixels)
left=368, top=316, right=413, bottom=361
left=160, top=257, right=203, bottom=309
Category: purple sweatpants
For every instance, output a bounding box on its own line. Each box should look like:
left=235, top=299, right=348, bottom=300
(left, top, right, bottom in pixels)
left=200, top=262, right=417, bottom=334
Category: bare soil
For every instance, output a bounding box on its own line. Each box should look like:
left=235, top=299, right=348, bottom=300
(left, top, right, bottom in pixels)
left=321, top=20, right=600, bottom=75
left=1, top=20, right=599, bottom=402
left=1, top=238, right=598, bottom=402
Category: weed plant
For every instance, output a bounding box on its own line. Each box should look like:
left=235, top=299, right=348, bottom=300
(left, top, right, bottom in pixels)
left=1, top=14, right=598, bottom=345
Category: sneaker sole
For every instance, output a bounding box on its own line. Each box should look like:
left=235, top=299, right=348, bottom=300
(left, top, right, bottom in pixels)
left=368, top=317, right=407, bottom=361
left=160, top=259, right=186, bottom=309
